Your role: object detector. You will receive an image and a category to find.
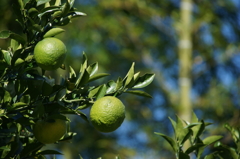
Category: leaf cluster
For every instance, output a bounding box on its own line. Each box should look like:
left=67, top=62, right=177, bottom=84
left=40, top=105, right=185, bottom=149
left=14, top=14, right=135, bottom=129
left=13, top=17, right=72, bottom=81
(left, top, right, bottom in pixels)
left=155, top=112, right=240, bottom=159
left=0, top=0, right=155, bottom=158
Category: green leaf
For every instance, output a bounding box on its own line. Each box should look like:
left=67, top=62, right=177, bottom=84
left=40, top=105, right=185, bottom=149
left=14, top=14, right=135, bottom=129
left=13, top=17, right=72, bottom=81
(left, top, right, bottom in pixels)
left=214, top=142, right=238, bottom=159
left=203, top=135, right=223, bottom=145
left=175, top=116, right=189, bottom=145
left=154, top=132, right=178, bottom=152
left=39, top=7, right=60, bottom=19
left=192, top=120, right=206, bottom=142
left=10, top=39, right=20, bottom=51
left=185, top=143, right=205, bottom=154
left=88, top=73, right=110, bottom=83
left=133, top=73, right=155, bottom=89
left=224, top=123, right=239, bottom=143
left=32, top=101, right=45, bottom=118
left=2, top=50, right=12, bottom=66
left=68, top=11, right=87, bottom=18
left=204, top=153, right=216, bottom=159
left=0, top=31, right=26, bottom=45
left=80, top=52, right=88, bottom=72
left=87, top=62, right=98, bottom=77
left=69, top=66, right=76, bottom=78
left=37, top=0, right=50, bottom=6
left=115, top=77, right=124, bottom=91
left=20, top=143, right=44, bottom=158
left=61, top=0, right=71, bottom=16
left=95, top=84, right=107, bottom=100
left=179, top=151, right=190, bottom=159
left=9, top=102, right=28, bottom=111
left=43, top=28, right=65, bottom=38
left=169, top=117, right=177, bottom=137
left=125, top=90, right=152, bottom=98
left=42, top=81, right=53, bottom=96
left=106, top=80, right=117, bottom=94
left=124, top=62, right=135, bottom=88
left=75, top=69, right=90, bottom=88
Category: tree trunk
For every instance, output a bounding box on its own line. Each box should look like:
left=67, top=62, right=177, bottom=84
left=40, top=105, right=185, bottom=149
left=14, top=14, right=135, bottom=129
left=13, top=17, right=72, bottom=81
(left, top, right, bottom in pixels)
left=178, top=0, right=193, bottom=123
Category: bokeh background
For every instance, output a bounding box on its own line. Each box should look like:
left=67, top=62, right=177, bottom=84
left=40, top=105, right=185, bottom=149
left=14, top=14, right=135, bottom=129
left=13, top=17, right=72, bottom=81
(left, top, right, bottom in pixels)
left=1, top=0, right=240, bottom=158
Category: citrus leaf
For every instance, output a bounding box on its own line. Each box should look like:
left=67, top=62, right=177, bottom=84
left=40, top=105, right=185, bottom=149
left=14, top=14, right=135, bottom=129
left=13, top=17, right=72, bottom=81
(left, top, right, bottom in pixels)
left=125, top=90, right=152, bottom=98
left=106, top=80, right=117, bottom=94
left=88, top=73, right=110, bottom=83
left=43, top=28, right=65, bottom=38
left=133, top=73, right=155, bottom=89
left=75, top=69, right=90, bottom=88
left=224, top=123, right=240, bottom=143
left=38, top=7, right=60, bottom=19
left=175, top=116, right=189, bottom=145
left=179, top=151, right=190, bottom=159
left=61, top=0, right=71, bottom=16
left=154, top=132, right=178, bottom=152
left=203, top=135, right=223, bottom=146
left=169, top=117, right=177, bottom=136
left=42, top=81, right=53, bottom=96
left=36, top=0, right=50, bottom=6
left=124, top=62, right=135, bottom=88
left=69, top=66, right=76, bottom=78
left=68, top=11, right=87, bottom=18
left=0, top=30, right=26, bottom=45
left=95, top=84, right=107, bottom=100
left=87, top=62, right=98, bottom=77
left=185, top=143, right=205, bottom=154
left=115, top=77, right=123, bottom=91
left=2, top=50, right=12, bottom=66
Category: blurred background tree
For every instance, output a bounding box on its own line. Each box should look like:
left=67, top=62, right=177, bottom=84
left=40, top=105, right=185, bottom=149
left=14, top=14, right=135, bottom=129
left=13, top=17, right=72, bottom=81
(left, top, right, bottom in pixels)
left=0, top=0, right=240, bottom=158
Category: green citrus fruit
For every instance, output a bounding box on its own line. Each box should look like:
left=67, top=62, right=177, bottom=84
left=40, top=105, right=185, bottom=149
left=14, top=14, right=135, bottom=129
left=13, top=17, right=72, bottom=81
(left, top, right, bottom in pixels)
left=34, top=37, right=67, bottom=70
left=33, top=118, right=67, bottom=144
left=90, top=96, right=125, bottom=133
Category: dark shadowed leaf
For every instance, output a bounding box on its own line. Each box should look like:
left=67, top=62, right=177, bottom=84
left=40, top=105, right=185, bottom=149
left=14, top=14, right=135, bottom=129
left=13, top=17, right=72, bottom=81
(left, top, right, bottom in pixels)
left=38, top=150, right=62, bottom=155
left=0, top=31, right=26, bottom=45
left=125, top=90, right=152, bottom=98
left=185, top=143, right=205, bottom=154
left=179, top=151, right=190, bottom=159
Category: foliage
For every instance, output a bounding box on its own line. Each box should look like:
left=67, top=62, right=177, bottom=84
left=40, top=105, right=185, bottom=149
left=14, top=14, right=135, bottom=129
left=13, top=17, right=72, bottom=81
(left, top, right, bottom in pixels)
left=0, top=0, right=154, bottom=158
left=155, top=112, right=240, bottom=159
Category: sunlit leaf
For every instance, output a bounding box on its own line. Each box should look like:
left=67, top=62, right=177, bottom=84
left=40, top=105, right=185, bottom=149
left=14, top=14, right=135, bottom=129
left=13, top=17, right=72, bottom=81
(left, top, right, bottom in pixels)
left=43, top=28, right=65, bottom=38
left=124, top=62, right=135, bottom=88
left=36, top=0, right=50, bottom=6
left=87, top=62, right=98, bottom=77
left=133, top=73, right=155, bottom=89
left=203, top=135, right=223, bottom=145
left=2, top=50, right=12, bottom=66
left=106, top=80, right=117, bottom=94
